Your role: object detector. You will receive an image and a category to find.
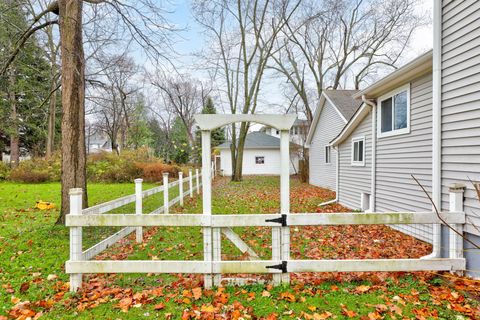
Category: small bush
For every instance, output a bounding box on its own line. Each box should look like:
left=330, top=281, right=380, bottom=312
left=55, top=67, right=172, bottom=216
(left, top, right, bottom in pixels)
left=135, top=162, right=180, bottom=182
left=8, top=157, right=60, bottom=183
left=0, top=162, right=10, bottom=180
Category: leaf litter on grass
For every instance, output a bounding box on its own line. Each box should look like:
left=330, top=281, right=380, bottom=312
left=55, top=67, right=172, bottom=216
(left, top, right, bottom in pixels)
left=3, top=176, right=480, bottom=319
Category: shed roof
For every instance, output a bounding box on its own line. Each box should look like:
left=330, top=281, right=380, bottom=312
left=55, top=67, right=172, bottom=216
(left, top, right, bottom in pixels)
left=217, top=131, right=299, bottom=149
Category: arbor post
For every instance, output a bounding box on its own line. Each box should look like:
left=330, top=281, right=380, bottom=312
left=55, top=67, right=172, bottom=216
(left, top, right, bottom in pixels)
left=279, top=130, right=291, bottom=284
left=189, top=169, right=193, bottom=198
left=69, top=188, right=83, bottom=292
left=135, top=179, right=143, bottom=243
left=179, top=172, right=184, bottom=207
left=449, top=184, right=465, bottom=265
left=163, top=173, right=169, bottom=214
left=201, top=130, right=215, bottom=288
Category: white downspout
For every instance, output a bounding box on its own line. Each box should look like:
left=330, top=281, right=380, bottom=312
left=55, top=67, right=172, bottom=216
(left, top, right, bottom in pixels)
left=423, top=0, right=442, bottom=259
left=362, top=96, right=377, bottom=212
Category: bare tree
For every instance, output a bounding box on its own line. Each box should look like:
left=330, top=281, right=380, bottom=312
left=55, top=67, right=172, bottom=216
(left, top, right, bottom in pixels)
left=89, top=53, right=139, bottom=154
left=193, top=0, right=301, bottom=181
left=151, top=75, right=209, bottom=148
left=0, top=0, right=176, bottom=223
left=271, top=0, right=425, bottom=122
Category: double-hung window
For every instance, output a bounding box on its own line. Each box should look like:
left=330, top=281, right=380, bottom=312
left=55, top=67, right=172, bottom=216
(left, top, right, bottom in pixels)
left=378, top=84, right=410, bottom=137
left=351, top=137, right=365, bottom=166
left=325, top=146, right=331, bottom=164
left=255, top=156, right=265, bottom=164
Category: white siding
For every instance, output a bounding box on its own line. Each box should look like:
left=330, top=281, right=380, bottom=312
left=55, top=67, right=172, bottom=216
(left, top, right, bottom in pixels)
left=309, top=100, right=346, bottom=190
left=219, top=149, right=298, bottom=176
left=441, top=0, right=480, bottom=236
left=338, top=112, right=372, bottom=210
left=375, top=74, right=434, bottom=243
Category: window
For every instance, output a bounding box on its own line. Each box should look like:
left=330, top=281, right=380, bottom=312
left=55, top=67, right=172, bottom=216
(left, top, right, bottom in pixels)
left=325, top=146, right=331, bottom=164
left=378, top=84, right=410, bottom=137
left=351, top=137, right=365, bottom=166
left=255, top=156, right=265, bottom=164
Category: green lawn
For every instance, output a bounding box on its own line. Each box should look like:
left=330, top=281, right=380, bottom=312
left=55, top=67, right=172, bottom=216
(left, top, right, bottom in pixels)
left=0, top=177, right=478, bottom=319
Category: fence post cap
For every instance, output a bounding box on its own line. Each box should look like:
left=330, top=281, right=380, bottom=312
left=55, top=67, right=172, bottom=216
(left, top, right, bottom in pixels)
left=179, top=171, right=183, bottom=176
left=163, top=172, right=169, bottom=177
left=69, top=188, right=83, bottom=195
left=449, top=183, right=466, bottom=192
left=134, top=178, right=143, bottom=183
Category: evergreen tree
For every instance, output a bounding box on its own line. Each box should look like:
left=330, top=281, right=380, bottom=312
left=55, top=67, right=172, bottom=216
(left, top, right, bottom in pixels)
left=193, top=97, right=225, bottom=162
left=171, top=117, right=191, bottom=164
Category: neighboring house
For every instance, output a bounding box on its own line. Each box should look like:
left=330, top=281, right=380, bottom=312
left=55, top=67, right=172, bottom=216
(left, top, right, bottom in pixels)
left=330, top=51, right=434, bottom=243
left=86, top=132, right=112, bottom=154
left=306, top=90, right=361, bottom=190
left=261, top=119, right=309, bottom=146
left=217, top=131, right=300, bottom=176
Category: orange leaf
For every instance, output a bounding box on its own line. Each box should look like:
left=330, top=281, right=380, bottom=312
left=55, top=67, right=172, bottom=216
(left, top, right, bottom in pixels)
left=153, top=302, right=165, bottom=310
left=192, top=287, right=202, bottom=300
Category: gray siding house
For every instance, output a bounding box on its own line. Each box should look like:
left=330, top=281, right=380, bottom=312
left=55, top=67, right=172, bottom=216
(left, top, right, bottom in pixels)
left=331, top=51, right=434, bottom=243
left=306, top=90, right=360, bottom=191
left=437, top=0, right=480, bottom=276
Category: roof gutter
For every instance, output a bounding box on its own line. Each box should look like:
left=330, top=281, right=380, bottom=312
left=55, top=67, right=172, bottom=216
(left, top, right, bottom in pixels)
left=362, top=95, right=377, bottom=212
left=422, top=0, right=442, bottom=260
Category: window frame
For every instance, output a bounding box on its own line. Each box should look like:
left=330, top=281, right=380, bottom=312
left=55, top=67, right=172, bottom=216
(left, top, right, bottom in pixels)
left=325, top=145, right=331, bottom=164
left=351, top=136, right=366, bottom=167
left=377, top=83, right=411, bottom=138
left=255, top=156, right=265, bottom=165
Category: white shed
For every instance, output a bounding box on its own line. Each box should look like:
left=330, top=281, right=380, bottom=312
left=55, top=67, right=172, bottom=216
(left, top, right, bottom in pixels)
left=217, top=132, right=300, bottom=176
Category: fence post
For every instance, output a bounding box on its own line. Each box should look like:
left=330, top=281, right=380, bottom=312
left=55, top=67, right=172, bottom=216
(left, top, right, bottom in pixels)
left=449, top=184, right=465, bottom=263
left=196, top=168, right=200, bottom=194
left=279, top=129, right=291, bottom=284
left=189, top=169, right=193, bottom=198
left=179, top=172, right=184, bottom=207
left=69, top=188, right=83, bottom=292
left=163, top=172, right=169, bottom=214
left=135, top=178, right=143, bottom=243
left=201, top=131, right=214, bottom=288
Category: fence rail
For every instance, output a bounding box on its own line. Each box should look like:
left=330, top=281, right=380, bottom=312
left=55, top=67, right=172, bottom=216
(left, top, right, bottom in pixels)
left=77, top=169, right=202, bottom=265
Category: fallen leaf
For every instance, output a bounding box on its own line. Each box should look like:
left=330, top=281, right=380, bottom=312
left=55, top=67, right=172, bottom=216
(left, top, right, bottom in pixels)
left=192, top=287, right=202, bottom=300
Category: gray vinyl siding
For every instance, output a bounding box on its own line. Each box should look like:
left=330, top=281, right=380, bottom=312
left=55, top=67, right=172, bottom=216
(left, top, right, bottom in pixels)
left=338, top=112, right=372, bottom=210
left=441, top=0, right=480, bottom=237
left=309, top=100, right=346, bottom=190
left=375, top=74, right=434, bottom=243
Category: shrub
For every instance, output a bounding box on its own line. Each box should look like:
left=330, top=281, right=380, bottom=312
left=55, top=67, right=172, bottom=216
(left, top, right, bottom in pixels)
left=135, top=162, right=180, bottom=182
left=0, top=162, right=10, bottom=180
left=8, top=157, right=61, bottom=183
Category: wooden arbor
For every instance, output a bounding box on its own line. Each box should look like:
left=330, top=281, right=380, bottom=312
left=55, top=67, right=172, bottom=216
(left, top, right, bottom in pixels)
left=194, top=114, right=297, bottom=287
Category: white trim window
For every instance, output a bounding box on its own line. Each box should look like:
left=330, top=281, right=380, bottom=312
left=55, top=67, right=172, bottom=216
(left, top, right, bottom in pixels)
left=378, top=84, right=410, bottom=138
left=255, top=156, right=265, bottom=164
left=325, top=145, right=331, bottom=164
left=351, top=137, right=365, bottom=166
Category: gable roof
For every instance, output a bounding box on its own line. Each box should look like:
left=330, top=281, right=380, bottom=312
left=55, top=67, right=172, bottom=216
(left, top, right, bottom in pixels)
left=353, top=50, right=432, bottom=99
left=306, top=90, right=361, bottom=145
left=323, top=90, right=361, bottom=121
left=331, top=51, right=434, bottom=147
left=216, top=131, right=282, bottom=149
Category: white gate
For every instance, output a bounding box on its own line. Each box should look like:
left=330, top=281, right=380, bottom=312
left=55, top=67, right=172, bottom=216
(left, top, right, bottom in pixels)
left=66, top=115, right=466, bottom=291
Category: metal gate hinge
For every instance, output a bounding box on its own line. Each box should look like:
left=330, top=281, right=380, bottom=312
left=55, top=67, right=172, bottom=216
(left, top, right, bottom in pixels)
left=265, top=214, right=287, bottom=226
left=266, top=261, right=287, bottom=273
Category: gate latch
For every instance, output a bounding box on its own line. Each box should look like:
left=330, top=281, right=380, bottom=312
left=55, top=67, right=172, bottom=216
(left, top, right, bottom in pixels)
left=265, top=214, right=287, bottom=226
left=266, top=261, right=287, bottom=273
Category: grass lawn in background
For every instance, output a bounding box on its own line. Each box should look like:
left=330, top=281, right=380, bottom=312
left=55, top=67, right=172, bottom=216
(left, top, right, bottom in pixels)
left=1, top=177, right=479, bottom=319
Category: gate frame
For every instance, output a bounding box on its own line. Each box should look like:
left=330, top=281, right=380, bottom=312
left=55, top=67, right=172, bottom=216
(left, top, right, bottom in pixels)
left=195, top=114, right=297, bottom=286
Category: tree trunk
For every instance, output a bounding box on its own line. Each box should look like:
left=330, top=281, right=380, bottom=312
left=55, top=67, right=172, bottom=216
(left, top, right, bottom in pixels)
left=57, top=0, right=88, bottom=224
left=9, top=68, right=20, bottom=168
left=232, top=123, right=248, bottom=182
left=46, top=78, right=57, bottom=158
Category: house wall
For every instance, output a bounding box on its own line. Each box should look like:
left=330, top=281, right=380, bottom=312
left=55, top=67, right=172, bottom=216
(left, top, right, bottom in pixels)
left=375, top=73, right=434, bottom=243
left=338, top=112, right=372, bottom=210
left=441, top=0, right=480, bottom=276
left=309, top=100, right=346, bottom=190
left=219, top=148, right=298, bottom=176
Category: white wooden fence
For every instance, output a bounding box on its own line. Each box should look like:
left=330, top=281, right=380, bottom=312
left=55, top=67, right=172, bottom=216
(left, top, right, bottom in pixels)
left=66, top=186, right=466, bottom=291
left=72, top=169, right=202, bottom=265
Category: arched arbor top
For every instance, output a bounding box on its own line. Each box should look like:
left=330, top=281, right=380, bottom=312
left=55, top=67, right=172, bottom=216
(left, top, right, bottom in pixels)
left=194, top=114, right=297, bottom=131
